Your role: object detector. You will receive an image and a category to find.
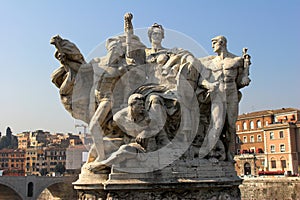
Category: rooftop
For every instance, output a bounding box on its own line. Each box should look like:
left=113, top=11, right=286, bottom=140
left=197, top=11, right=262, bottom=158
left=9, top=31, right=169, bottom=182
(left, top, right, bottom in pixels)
left=239, top=108, right=300, bottom=119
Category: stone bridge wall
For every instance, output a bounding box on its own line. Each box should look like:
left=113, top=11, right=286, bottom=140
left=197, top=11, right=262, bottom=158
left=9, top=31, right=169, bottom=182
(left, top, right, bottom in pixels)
left=1, top=175, right=299, bottom=199
left=0, top=175, right=77, bottom=200
left=240, top=177, right=300, bottom=200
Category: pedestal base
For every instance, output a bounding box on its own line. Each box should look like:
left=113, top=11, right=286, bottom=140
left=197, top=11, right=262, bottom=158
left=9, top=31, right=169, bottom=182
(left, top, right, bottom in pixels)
left=74, top=160, right=242, bottom=200
left=107, top=186, right=240, bottom=200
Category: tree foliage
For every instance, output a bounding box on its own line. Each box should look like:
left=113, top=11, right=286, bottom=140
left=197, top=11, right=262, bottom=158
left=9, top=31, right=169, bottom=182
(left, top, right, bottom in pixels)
left=54, top=163, right=66, bottom=174
left=0, top=136, right=9, bottom=149
left=0, top=127, right=18, bottom=150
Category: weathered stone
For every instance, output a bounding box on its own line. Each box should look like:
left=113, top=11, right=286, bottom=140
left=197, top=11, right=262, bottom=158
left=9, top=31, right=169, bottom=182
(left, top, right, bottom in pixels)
left=51, top=12, right=252, bottom=200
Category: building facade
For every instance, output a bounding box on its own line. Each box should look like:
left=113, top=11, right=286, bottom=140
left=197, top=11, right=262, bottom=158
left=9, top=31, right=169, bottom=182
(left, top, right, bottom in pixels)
left=17, top=132, right=30, bottom=149
left=66, top=145, right=88, bottom=173
left=0, top=148, right=25, bottom=176
left=2, top=130, right=87, bottom=176
left=234, top=108, right=300, bottom=176
left=25, top=147, right=44, bottom=176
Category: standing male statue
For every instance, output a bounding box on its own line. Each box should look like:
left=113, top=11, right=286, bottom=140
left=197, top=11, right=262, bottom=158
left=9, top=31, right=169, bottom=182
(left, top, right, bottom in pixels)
left=198, top=35, right=251, bottom=161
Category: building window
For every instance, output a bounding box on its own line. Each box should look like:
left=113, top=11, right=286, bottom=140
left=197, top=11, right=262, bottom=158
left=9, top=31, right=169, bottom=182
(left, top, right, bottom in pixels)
left=280, top=144, right=285, bottom=152
left=237, top=149, right=240, bottom=154
left=237, top=125, right=240, bottom=131
left=257, top=120, right=262, bottom=128
left=243, top=122, right=247, bottom=130
left=236, top=136, right=241, bottom=144
left=266, top=121, right=269, bottom=126
left=271, top=160, right=276, bottom=168
left=243, top=136, right=247, bottom=143
left=250, top=121, right=254, bottom=129
left=250, top=135, right=254, bottom=143
left=270, top=132, right=274, bottom=140
left=257, top=135, right=262, bottom=142
left=279, top=131, right=284, bottom=138
left=257, top=148, right=264, bottom=153
left=270, top=145, right=275, bottom=153
left=281, top=160, right=286, bottom=168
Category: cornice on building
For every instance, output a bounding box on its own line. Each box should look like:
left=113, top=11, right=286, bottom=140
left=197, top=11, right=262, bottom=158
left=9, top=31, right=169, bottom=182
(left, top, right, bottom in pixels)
left=238, top=110, right=273, bottom=120
left=238, top=108, right=300, bottom=120
left=237, top=130, right=262, bottom=134
left=263, top=122, right=296, bottom=131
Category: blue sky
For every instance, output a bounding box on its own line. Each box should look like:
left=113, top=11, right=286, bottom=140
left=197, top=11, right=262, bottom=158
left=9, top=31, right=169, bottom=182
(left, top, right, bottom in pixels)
left=0, top=1, right=299, bottom=134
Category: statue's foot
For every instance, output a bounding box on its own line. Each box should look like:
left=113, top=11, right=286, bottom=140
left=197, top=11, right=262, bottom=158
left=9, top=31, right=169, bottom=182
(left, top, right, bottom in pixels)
left=88, top=161, right=110, bottom=173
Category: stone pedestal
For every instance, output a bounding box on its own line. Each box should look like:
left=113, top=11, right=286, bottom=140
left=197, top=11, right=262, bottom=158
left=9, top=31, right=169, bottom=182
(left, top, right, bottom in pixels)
left=73, top=159, right=242, bottom=200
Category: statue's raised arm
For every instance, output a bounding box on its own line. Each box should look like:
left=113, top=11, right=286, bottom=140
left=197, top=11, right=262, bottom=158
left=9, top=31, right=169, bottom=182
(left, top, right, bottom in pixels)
left=124, top=12, right=145, bottom=65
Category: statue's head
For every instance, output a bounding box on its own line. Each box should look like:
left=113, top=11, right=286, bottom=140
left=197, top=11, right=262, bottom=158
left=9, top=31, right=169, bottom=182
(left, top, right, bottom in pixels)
left=128, top=94, right=145, bottom=120
left=128, top=93, right=144, bottom=107
left=50, top=34, right=62, bottom=45
left=148, top=23, right=164, bottom=43
left=211, top=35, right=227, bottom=53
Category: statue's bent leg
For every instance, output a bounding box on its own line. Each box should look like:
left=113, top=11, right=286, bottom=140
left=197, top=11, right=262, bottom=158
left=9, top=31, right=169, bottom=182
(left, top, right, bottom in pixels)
left=89, top=100, right=112, bottom=162
left=198, top=100, right=225, bottom=158
left=223, top=100, right=238, bottom=161
left=89, top=144, right=139, bottom=172
left=148, top=95, right=167, bottom=131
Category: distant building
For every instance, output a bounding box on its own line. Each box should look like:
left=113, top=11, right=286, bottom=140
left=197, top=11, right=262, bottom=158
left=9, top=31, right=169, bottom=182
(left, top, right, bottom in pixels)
left=29, top=130, right=50, bottom=147
left=25, top=146, right=67, bottom=176
left=17, top=132, right=30, bottom=149
left=47, top=132, right=83, bottom=147
left=68, top=133, right=83, bottom=146
left=44, top=146, right=66, bottom=175
left=234, top=108, right=300, bottom=176
left=2, top=130, right=89, bottom=176
left=66, top=145, right=88, bottom=173
left=25, top=147, right=45, bottom=176
left=0, top=148, right=25, bottom=176
left=17, top=130, right=50, bottom=149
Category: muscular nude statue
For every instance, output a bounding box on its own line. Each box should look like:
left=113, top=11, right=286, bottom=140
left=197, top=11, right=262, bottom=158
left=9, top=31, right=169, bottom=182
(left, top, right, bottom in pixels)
left=199, top=35, right=251, bottom=161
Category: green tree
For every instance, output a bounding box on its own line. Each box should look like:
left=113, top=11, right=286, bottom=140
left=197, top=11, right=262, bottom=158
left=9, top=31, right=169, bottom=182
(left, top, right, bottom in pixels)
left=0, top=135, right=18, bottom=150
left=39, top=168, right=48, bottom=176
left=10, top=135, right=18, bottom=149
left=0, top=136, right=9, bottom=149
left=6, top=127, right=12, bottom=145
left=54, top=163, right=66, bottom=174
